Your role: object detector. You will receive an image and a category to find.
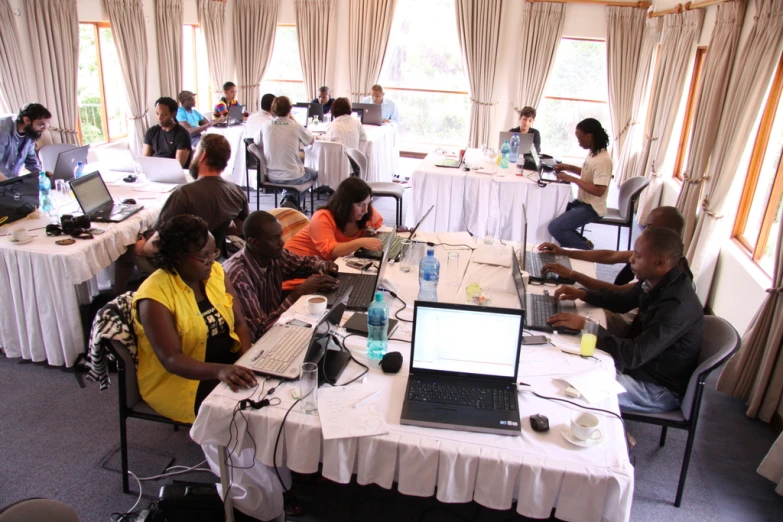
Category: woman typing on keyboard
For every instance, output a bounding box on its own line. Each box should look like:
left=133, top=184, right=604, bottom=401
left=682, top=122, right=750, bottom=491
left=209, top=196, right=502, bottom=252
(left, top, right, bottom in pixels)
left=133, top=215, right=255, bottom=424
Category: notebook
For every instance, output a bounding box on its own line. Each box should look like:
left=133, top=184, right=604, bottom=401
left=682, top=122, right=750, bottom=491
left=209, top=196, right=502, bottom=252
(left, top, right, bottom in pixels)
left=69, top=172, right=142, bottom=223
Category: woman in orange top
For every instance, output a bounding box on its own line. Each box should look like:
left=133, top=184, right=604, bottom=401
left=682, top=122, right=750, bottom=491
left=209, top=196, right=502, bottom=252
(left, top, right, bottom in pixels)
left=285, top=177, right=384, bottom=259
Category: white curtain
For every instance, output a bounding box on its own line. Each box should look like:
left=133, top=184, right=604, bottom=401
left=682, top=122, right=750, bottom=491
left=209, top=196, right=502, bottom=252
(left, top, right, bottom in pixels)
left=676, top=2, right=745, bottom=250
left=0, top=0, right=26, bottom=113
left=614, top=17, right=661, bottom=186
left=605, top=6, right=648, bottom=166
left=25, top=0, right=80, bottom=145
left=635, top=10, right=704, bottom=224
left=155, top=0, right=183, bottom=99
left=455, top=0, right=504, bottom=148
left=347, top=0, right=397, bottom=102
left=758, top=431, right=783, bottom=495
left=233, top=0, right=279, bottom=113
left=688, top=0, right=783, bottom=303
left=295, top=0, right=336, bottom=100
left=199, top=0, right=229, bottom=100
left=105, top=0, right=150, bottom=155
left=514, top=1, right=565, bottom=110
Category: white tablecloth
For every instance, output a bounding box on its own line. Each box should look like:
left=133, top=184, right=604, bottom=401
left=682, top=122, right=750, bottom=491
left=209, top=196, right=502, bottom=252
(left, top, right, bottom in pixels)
left=191, top=232, right=633, bottom=522
left=207, top=125, right=248, bottom=187
left=0, top=168, right=166, bottom=366
left=407, top=150, right=571, bottom=245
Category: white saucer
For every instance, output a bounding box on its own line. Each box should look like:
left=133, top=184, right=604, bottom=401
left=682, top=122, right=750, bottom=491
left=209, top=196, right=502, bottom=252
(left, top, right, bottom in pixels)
left=7, top=236, right=34, bottom=245
left=561, top=426, right=604, bottom=448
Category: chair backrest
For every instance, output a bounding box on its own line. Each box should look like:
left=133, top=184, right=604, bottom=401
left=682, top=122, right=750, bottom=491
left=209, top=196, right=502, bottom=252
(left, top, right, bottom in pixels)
left=305, top=140, right=350, bottom=189
left=0, top=498, right=79, bottom=522
left=680, top=315, right=740, bottom=420
left=38, top=143, right=77, bottom=172
left=211, top=219, right=232, bottom=259
left=107, top=338, right=143, bottom=409
left=268, top=208, right=310, bottom=242
left=345, top=148, right=368, bottom=179
left=244, top=137, right=258, bottom=170
left=248, top=142, right=268, bottom=183
left=616, top=176, right=650, bottom=222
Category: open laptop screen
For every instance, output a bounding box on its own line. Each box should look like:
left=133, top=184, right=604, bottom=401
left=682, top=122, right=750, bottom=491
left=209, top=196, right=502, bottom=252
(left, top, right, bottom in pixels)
left=291, top=106, right=309, bottom=127
left=70, top=172, right=112, bottom=215
left=411, top=303, right=523, bottom=379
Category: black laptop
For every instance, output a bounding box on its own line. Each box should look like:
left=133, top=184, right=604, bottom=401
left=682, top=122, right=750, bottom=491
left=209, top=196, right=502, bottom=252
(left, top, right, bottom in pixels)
left=512, top=251, right=579, bottom=335
left=400, top=302, right=524, bottom=436
left=352, top=103, right=382, bottom=126
left=70, top=172, right=142, bottom=223
left=0, top=174, right=39, bottom=225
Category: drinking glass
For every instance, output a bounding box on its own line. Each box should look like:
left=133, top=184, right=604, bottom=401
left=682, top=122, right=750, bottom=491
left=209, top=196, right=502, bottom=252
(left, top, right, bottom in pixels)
left=483, top=216, right=497, bottom=245
left=323, top=114, right=332, bottom=124
left=580, top=317, right=599, bottom=357
left=399, top=239, right=416, bottom=273
left=447, top=252, right=460, bottom=286
left=299, top=362, right=318, bottom=414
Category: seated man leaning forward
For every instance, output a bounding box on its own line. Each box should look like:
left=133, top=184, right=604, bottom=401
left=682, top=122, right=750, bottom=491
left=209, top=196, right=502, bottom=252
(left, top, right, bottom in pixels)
left=547, top=227, right=703, bottom=414
left=224, top=211, right=340, bottom=342
left=133, top=215, right=256, bottom=424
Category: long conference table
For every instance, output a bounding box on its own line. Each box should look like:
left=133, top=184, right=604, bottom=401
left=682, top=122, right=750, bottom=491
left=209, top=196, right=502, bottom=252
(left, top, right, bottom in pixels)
left=191, top=232, right=634, bottom=522
left=407, top=149, right=572, bottom=245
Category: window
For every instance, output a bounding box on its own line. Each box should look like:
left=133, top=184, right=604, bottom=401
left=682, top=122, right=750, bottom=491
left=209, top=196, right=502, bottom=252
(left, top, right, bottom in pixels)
left=733, top=53, right=783, bottom=275
left=538, top=39, right=613, bottom=162
left=77, top=23, right=128, bottom=144
left=259, top=25, right=306, bottom=103
left=378, top=0, right=470, bottom=145
left=672, top=47, right=707, bottom=180
left=182, top=25, right=213, bottom=115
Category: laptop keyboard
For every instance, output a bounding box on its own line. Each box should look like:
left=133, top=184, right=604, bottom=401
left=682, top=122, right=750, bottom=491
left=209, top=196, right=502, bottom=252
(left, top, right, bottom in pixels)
left=407, top=380, right=516, bottom=411
left=249, top=327, right=311, bottom=373
left=335, top=273, right=377, bottom=308
left=526, top=293, right=558, bottom=332
left=378, top=233, right=404, bottom=259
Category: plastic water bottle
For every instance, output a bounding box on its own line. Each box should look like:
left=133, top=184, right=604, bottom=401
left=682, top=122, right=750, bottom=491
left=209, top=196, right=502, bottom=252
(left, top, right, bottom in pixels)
left=500, top=140, right=510, bottom=169
left=509, top=134, right=520, bottom=164
left=73, top=161, right=85, bottom=179
left=367, top=292, right=389, bottom=360
left=38, top=171, right=53, bottom=213
left=417, top=249, right=440, bottom=302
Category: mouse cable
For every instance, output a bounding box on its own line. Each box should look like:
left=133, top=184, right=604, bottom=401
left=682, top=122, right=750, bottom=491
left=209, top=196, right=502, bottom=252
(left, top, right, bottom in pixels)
left=380, top=288, right=413, bottom=323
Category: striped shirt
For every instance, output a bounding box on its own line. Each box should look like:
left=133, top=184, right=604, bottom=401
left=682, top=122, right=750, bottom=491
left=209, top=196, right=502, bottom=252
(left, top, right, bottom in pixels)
left=223, top=248, right=326, bottom=341
left=324, top=115, right=367, bottom=151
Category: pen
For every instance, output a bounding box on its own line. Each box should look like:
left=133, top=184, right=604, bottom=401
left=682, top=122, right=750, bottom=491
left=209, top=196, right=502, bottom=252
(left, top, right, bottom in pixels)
left=354, top=391, right=381, bottom=409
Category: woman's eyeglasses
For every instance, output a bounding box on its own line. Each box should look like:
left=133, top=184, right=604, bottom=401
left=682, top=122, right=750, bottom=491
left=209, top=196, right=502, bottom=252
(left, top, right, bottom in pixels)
left=187, top=248, right=221, bottom=264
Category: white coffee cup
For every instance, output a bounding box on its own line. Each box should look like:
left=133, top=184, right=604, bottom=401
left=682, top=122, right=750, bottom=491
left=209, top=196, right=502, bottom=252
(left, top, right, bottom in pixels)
left=10, top=226, right=29, bottom=242
left=570, top=412, right=602, bottom=441
left=305, top=295, right=327, bottom=315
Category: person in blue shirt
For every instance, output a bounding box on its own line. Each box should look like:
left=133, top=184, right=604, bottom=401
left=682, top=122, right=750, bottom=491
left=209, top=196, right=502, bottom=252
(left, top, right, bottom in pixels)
left=176, top=91, right=225, bottom=147
left=361, top=84, right=400, bottom=125
left=311, top=86, right=334, bottom=114
left=0, top=103, right=51, bottom=181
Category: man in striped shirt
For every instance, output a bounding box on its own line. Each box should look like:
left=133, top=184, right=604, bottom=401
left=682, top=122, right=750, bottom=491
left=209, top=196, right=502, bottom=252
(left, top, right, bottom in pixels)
left=224, top=211, right=340, bottom=342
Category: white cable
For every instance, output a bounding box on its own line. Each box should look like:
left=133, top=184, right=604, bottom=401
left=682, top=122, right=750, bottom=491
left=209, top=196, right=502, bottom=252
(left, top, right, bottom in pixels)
left=136, top=460, right=213, bottom=481
left=125, top=471, right=143, bottom=515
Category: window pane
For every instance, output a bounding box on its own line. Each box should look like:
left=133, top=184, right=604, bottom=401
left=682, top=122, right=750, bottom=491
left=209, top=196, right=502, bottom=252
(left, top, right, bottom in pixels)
left=759, top=192, right=782, bottom=274
left=262, top=27, right=304, bottom=83
left=182, top=26, right=196, bottom=92
left=259, top=81, right=306, bottom=106
left=537, top=98, right=612, bottom=160
left=546, top=40, right=609, bottom=101
left=98, top=28, right=128, bottom=139
left=195, top=27, right=212, bottom=113
left=387, top=90, right=470, bottom=145
left=77, top=25, right=106, bottom=145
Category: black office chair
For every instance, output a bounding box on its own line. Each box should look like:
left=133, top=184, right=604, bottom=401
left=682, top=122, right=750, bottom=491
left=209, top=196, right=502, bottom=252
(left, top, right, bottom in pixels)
left=621, top=315, right=740, bottom=507
left=211, top=219, right=232, bottom=260
left=247, top=142, right=315, bottom=214
left=244, top=137, right=258, bottom=203
left=580, top=176, right=650, bottom=250
left=346, top=148, right=405, bottom=228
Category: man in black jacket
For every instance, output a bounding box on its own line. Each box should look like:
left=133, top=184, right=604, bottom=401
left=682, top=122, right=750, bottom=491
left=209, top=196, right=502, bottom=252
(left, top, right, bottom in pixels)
left=548, top=227, right=703, bottom=413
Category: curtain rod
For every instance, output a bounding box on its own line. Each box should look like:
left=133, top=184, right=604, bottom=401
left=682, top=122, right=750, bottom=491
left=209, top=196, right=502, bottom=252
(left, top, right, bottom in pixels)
left=648, top=0, right=740, bottom=18
left=527, top=0, right=651, bottom=8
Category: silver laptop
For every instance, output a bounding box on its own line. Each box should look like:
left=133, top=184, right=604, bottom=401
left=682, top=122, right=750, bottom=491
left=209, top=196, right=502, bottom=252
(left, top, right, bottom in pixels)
left=352, top=103, right=383, bottom=126
left=227, top=105, right=245, bottom=125
left=136, top=156, right=187, bottom=184
left=52, top=145, right=90, bottom=181
left=498, top=131, right=534, bottom=154
left=70, top=171, right=143, bottom=223
left=291, top=106, right=309, bottom=127
left=94, top=148, right=136, bottom=173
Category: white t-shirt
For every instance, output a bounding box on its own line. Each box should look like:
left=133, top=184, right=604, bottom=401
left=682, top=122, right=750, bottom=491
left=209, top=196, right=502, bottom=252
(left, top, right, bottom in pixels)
left=246, top=110, right=274, bottom=139
left=577, top=150, right=613, bottom=217
left=324, top=115, right=367, bottom=151
left=258, top=118, right=313, bottom=181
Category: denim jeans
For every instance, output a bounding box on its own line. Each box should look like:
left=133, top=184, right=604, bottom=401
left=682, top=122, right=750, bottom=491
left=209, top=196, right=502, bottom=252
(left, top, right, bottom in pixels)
left=548, top=200, right=600, bottom=249
left=616, top=372, right=681, bottom=414
left=271, top=167, right=318, bottom=199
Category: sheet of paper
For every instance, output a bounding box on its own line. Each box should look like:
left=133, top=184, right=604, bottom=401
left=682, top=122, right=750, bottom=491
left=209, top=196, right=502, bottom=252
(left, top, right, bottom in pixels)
left=554, top=367, right=626, bottom=404
left=472, top=244, right=513, bottom=267
left=132, top=182, right=178, bottom=193
left=317, top=387, right=389, bottom=440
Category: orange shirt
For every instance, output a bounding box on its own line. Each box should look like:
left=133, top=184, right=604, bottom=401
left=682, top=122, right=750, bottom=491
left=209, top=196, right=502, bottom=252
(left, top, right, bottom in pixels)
left=284, top=208, right=384, bottom=260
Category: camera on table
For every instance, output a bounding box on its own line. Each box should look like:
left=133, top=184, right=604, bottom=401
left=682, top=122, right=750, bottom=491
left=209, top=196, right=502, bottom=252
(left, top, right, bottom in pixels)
left=60, top=214, right=91, bottom=234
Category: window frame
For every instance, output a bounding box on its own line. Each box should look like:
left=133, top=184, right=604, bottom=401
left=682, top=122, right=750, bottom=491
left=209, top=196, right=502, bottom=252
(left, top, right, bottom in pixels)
left=732, top=52, right=783, bottom=269
left=77, top=22, right=113, bottom=145
left=182, top=23, right=212, bottom=113
left=672, top=46, right=707, bottom=181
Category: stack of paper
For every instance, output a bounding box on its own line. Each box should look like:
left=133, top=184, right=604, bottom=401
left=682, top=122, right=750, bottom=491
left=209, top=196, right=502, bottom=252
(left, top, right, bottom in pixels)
left=316, top=387, right=388, bottom=440
left=554, top=368, right=626, bottom=404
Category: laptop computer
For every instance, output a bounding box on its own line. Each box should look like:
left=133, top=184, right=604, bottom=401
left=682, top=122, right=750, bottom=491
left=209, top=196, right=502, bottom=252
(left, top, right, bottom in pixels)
left=354, top=205, right=435, bottom=261
left=227, top=105, right=245, bottom=125
left=0, top=174, right=39, bottom=225
left=352, top=103, right=383, bottom=126
left=322, top=231, right=393, bottom=310
left=351, top=109, right=365, bottom=123
left=235, top=302, right=348, bottom=380
left=400, top=301, right=524, bottom=436
left=70, top=171, right=143, bottom=223
left=435, top=143, right=469, bottom=169
left=93, top=148, right=136, bottom=173
left=498, top=131, right=534, bottom=154
left=525, top=244, right=574, bottom=285
left=296, top=102, right=324, bottom=121
left=136, top=156, right=187, bottom=185
left=52, top=145, right=90, bottom=181
left=291, top=106, right=309, bottom=127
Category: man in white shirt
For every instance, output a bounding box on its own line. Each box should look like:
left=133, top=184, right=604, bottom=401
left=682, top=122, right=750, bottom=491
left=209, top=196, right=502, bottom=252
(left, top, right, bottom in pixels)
left=247, top=93, right=276, bottom=139
left=361, top=84, right=400, bottom=125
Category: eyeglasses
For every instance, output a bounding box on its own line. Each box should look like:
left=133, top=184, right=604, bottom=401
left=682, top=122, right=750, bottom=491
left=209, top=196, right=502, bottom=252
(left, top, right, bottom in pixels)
left=187, top=248, right=221, bottom=264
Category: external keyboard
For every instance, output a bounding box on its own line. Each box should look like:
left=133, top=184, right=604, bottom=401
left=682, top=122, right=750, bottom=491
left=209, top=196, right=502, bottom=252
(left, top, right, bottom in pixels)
left=250, top=327, right=311, bottom=373
left=407, top=380, right=516, bottom=411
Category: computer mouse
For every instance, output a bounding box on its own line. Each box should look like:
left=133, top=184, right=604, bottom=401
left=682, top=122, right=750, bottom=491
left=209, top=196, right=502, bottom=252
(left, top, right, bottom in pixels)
left=122, top=198, right=137, bottom=205
left=530, top=414, right=550, bottom=432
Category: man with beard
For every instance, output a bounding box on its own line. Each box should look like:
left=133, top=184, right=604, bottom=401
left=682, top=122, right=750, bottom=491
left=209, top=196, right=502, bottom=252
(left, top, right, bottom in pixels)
left=224, top=211, right=339, bottom=342
left=0, top=103, right=51, bottom=180
left=142, top=97, right=192, bottom=167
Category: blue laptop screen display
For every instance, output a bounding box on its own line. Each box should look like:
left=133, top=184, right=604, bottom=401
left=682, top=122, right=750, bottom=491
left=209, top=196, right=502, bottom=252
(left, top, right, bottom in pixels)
left=412, top=306, right=522, bottom=378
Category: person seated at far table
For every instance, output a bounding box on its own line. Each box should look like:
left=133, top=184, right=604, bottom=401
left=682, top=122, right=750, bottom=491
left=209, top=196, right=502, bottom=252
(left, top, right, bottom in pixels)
left=324, top=97, right=367, bottom=152
left=547, top=118, right=612, bottom=250
left=312, top=86, right=335, bottom=114
left=176, top=90, right=225, bottom=147
left=0, top=103, right=51, bottom=181
left=285, top=177, right=383, bottom=260
left=224, top=211, right=340, bottom=342
left=246, top=93, right=276, bottom=139
left=547, top=227, right=703, bottom=414
left=133, top=215, right=257, bottom=424
left=143, top=96, right=192, bottom=167
left=509, top=105, right=541, bottom=154
left=361, top=84, right=400, bottom=125
left=213, top=81, right=249, bottom=120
